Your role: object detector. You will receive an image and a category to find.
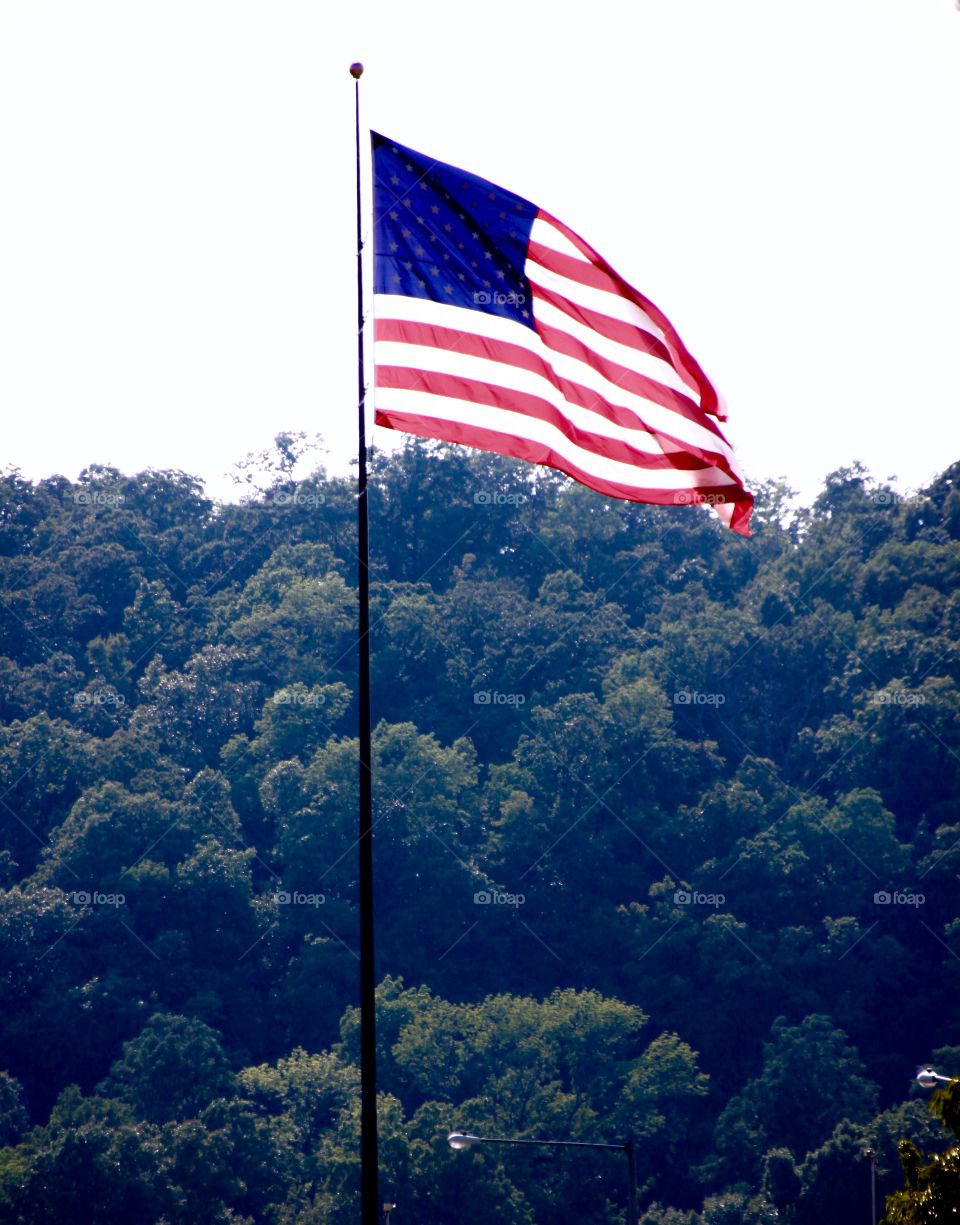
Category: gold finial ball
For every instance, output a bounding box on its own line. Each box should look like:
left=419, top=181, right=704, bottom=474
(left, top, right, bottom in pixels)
left=349, top=62, right=364, bottom=79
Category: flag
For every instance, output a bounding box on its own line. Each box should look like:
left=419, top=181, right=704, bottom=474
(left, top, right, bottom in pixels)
left=371, top=133, right=753, bottom=535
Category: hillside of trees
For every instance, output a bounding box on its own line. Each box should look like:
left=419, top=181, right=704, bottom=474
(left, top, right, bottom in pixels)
left=0, top=437, right=958, bottom=1223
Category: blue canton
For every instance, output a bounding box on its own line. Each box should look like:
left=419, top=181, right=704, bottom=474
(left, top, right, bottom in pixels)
left=372, top=132, right=538, bottom=330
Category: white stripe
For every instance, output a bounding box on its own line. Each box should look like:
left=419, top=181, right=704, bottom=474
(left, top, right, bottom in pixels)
left=373, top=295, right=742, bottom=474
left=375, top=388, right=735, bottom=492
left=375, top=293, right=534, bottom=348
left=531, top=296, right=691, bottom=398
left=524, top=260, right=667, bottom=339
left=528, top=216, right=590, bottom=263
left=376, top=340, right=690, bottom=459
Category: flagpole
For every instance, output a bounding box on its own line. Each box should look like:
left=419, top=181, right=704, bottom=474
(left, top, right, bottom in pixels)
left=350, top=60, right=380, bottom=1225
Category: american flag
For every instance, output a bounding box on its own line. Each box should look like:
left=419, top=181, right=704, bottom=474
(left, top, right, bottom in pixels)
left=371, top=133, right=753, bottom=535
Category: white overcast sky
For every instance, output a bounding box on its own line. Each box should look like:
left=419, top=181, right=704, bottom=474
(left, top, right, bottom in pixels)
left=1, top=0, right=958, bottom=505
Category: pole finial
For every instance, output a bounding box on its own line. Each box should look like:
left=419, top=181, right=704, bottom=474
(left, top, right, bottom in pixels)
left=350, top=62, right=364, bottom=79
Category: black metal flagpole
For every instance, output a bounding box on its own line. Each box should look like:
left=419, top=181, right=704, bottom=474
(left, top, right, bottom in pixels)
left=350, top=60, right=380, bottom=1224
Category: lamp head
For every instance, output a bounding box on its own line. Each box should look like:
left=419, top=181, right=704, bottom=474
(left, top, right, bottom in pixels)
left=448, top=1131, right=481, bottom=1151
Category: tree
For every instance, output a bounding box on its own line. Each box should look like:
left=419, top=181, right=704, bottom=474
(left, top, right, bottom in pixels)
left=100, top=1013, right=236, bottom=1124
left=882, top=1080, right=960, bottom=1224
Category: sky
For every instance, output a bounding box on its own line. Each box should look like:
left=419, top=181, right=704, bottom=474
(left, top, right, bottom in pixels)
left=1, top=0, right=958, bottom=507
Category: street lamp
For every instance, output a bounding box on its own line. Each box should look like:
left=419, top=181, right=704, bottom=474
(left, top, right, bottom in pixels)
left=916, top=1066, right=953, bottom=1090
left=447, top=1130, right=639, bottom=1225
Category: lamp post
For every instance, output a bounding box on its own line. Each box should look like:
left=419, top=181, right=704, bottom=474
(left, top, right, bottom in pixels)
left=447, top=1131, right=639, bottom=1225
left=863, top=1146, right=877, bottom=1225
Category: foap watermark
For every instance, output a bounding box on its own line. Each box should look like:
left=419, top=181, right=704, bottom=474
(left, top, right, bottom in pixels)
left=673, top=690, right=725, bottom=707
left=673, top=490, right=728, bottom=507
left=272, top=689, right=326, bottom=707
left=73, top=490, right=125, bottom=508
left=874, top=890, right=925, bottom=907
left=73, top=690, right=126, bottom=708
left=873, top=690, right=925, bottom=707
left=474, top=889, right=525, bottom=907
left=70, top=890, right=125, bottom=908
left=473, top=290, right=526, bottom=307
left=267, top=490, right=326, bottom=509
left=872, top=490, right=923, bottom=508
left=473, top=490, right=527, bottom=506
left=674, top=889, right=725, bottom=908
left=474, top=690, right=526, bottom=707
left=274, top=890, right=325, bottom=907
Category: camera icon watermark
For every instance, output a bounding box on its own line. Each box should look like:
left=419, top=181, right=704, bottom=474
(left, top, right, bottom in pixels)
left=272, top=688, right=326, bottom=707
left=73, top=490, right=125, bottom=507
left=267, top=490, right=326, bottom=508
left=673, top=490, right=727, bottom=507
left=873, top=890, right=924, bottom=907
left=473, top=490, right=527, bottom=506
left=474, top=889, right=525, bottom=907
left=73, top=689, right=126, bottom=708
left=473, top=290, right=526, bottom=307
left=673, top=690, right=725, bottom=706
left=274, top=890, right=325, bottom=907
left=70, top=890, right=125, bottom=908
left=674, top=889, right=725, bottom=908
left=872, top=490, right=922, bottom=508
left=473, top=690, right=525, bottom=707
left=873, top=690, right=925, bottom=707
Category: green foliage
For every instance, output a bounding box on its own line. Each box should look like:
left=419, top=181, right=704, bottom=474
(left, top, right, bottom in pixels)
left=0, top=444, right=958, bottom=1220
left=881, top=1082, right=960, bottom=1223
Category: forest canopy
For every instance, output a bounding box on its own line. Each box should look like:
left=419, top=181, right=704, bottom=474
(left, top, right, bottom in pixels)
left=0, top=439, right=958, bottom=1223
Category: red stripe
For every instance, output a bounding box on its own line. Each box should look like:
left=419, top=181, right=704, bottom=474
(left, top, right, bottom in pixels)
left=374, top=317, right=732, bottom=469
left=530, top=281, right=676, bottom=366
left=375, top=408, right=752, bottom=534
left=376, top=366, right=717, bottom=472
left=533, top=316, right=719, bottom=434
left=528, top=240, right=654, bottom=302
left=535, top=210, right=725, bottom=421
